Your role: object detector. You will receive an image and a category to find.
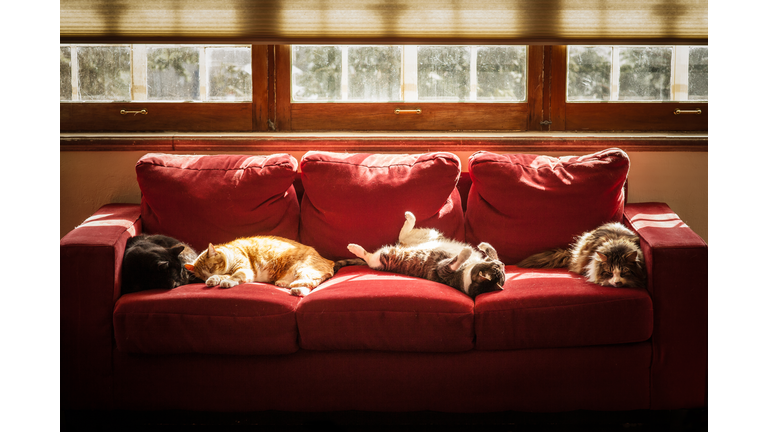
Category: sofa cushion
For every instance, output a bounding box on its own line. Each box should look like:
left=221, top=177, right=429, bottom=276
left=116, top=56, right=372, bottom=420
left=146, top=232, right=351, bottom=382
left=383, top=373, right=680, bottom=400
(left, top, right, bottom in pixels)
left=465, top=148, right=629, bottom=264
left=475, top=267, right=653, bottom=350
left=296, top=266, right=475, bottom=352
left=136, top=153, right=300, bottom=252
left=114, top=283, right=300, bottom=355
left=299, top=151, right=464, bottom=261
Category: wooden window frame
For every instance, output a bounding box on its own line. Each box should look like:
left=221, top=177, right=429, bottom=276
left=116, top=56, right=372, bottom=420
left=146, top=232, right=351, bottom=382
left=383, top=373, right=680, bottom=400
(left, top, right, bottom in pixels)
left=60, top=45, right=271, bottom=132
left=59, top=44, right=706, bottom=134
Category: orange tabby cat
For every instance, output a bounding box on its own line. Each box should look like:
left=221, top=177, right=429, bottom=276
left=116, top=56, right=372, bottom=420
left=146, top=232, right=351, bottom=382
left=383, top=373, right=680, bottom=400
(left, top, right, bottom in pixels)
left=184, top=236, right=335, bottom=296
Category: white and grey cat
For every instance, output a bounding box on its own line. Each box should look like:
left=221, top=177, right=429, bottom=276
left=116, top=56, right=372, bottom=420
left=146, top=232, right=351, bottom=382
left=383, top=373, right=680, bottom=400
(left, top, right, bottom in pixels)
left=334, top=211, right=505, bottom=299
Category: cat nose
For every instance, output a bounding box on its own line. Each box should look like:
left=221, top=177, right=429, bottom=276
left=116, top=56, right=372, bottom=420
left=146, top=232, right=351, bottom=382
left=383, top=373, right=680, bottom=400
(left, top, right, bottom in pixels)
left=615, top=281, right=623, bottom=287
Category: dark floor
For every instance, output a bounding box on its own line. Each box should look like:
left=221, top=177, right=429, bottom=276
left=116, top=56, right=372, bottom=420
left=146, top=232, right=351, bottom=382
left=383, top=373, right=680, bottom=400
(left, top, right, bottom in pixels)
left=61, top=408, right=707, bottom=431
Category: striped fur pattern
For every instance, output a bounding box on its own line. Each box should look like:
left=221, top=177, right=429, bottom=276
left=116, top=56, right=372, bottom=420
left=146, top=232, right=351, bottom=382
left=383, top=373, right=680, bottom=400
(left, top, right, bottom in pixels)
left=339, top=212, right=505, bottom=299
left=185, top=236, right=335, bottom=297
left=517, top=222, right=646, bottom=288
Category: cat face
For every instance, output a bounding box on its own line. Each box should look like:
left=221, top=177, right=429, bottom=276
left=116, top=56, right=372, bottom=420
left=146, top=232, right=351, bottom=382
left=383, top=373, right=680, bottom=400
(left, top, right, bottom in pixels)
left=185, top=244, right=229, bottom=281
left=122, top=243, right=188, bottom=292
left=465, top=260, right=506, bottom=299
left=592, top=243, right=646, bottom=288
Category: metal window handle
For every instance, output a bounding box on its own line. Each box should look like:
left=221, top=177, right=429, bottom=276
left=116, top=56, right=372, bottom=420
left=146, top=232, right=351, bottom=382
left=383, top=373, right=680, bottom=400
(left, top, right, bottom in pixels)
left=121, top=109, right=148, bottom=116
left=394, top=108, right=421, bottom=115
left=674, top=109, right=701, bottom=115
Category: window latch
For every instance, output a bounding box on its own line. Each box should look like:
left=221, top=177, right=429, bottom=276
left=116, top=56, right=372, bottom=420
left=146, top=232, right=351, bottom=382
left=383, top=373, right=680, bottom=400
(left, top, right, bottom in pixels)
left=540, top=120, right=552, bottom=125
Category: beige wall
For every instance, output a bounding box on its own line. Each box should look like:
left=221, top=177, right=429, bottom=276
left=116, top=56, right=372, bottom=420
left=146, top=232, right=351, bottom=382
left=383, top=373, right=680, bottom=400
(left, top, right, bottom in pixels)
left=60, top=150, right=708, bottom=243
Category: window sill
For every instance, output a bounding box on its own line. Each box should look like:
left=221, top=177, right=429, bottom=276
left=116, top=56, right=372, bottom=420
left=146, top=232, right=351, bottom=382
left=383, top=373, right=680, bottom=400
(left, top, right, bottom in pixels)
left=60, top=131, right=707, bottom=152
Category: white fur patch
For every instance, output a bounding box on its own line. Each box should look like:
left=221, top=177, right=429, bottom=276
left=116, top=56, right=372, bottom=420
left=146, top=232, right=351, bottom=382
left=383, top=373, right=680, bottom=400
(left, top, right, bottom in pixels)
left=461, top=268, right=472, bottom=295
left=254, top=266, right=271, bottom=283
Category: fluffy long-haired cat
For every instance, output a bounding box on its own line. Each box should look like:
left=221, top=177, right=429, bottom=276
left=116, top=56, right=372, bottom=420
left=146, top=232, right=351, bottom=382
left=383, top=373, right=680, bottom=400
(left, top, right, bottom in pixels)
left=184, top=236, right=335, bottom=297
left=335, top=211, right=505, bottom=299
left=517, top=222, right=646, bottom=288
left=122, top=234, right=201, bottom=294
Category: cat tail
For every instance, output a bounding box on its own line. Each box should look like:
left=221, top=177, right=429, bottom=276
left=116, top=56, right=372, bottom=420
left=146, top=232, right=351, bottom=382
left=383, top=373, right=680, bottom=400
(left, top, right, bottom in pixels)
left=333, top=258, right=367, bottom=273
left=516, top=248, right=571, bottom=269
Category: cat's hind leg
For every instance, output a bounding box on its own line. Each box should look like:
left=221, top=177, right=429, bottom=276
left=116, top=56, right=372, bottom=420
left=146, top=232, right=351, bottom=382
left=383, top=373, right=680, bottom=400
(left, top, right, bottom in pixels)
left=398, top=211, right=417, bottom=243
left=279, top=264, right=333, bottom=297
left=347, top=243, right=384, bottom=269
left=220, top=268, right=255, bottom=288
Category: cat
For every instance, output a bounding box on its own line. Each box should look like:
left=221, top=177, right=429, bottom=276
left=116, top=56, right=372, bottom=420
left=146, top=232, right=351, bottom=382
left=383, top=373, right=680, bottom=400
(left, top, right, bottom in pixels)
left=121, top=234, right=201, bottom=294
left=184, top=236, right=335, bottom=297
left=516, top=222, right=646, bottom=288
left=335, top=211, right=505, bottom=299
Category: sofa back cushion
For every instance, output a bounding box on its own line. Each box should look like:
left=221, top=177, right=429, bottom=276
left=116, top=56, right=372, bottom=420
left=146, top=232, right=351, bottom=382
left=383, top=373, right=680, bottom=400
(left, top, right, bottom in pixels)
left=465, top=148, right=630, bottom=264
left=300, top=151, right=464, bottom=261
left=136, top=153, right=300, bottom=252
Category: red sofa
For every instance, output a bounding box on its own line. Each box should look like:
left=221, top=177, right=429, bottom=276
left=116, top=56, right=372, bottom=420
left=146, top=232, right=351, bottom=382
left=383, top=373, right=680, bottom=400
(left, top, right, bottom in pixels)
left=60, top=148, right=707, bottom=412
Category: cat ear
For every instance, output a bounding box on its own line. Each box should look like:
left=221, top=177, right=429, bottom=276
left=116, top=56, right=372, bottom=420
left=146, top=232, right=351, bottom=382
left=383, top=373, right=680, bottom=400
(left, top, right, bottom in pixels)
left=207, top=243, right=217, bottom=257
left=184, top=264, right=195, bottom=272
left=170, top=244, right=185, bottom=257
left=157, top=261, right=169, bottom=270
left=626, top=251, right=638, bottom=262
left=596, top=252, right=608, bottom=262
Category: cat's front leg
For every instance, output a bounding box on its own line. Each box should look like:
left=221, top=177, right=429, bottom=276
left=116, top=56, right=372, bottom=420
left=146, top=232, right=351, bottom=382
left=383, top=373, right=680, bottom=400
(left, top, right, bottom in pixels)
left=220, top=268, right=255, bottom=288
left=477, top=242, right=500, bottom=261
left=206, top=275, right=224, bottom=287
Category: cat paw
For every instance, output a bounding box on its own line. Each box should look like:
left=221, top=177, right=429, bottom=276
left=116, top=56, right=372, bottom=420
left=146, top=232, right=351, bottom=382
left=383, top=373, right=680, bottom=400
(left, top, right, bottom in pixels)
left=404, top=211, right=416, bottom=223
left=477, top=242, right=499, bottom=260
left=347, top=243, right=367, bottom=258
left=290, top=287, right=310, bottom=297
left=205, top=275, right=223, bottom=287
left=220, top=278, right=240, bottom=288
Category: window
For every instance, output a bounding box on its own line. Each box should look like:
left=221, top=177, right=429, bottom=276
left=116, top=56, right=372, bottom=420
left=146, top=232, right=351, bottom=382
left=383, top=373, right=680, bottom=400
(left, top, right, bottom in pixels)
left=60, top=44, right=266, bottom=132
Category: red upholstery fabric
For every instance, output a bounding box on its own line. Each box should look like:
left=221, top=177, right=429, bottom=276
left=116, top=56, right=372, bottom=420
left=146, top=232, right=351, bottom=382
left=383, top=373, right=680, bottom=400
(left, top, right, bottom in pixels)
left=624, top=203, right=708, bottom=409
left=465, top=148, right=629, bottom=264
left=296, top=266, right=475, bottom=352
left=60, top=204, right=142, bottom=409
left=114, top=283, right=300, bottom=355
left=113, top=344, right=651, bottom=412
left=299, top=151, right=464, bottom=261
left=475, top=267, right=653, bottom=350
left=136, top=153, right=300, bottom=252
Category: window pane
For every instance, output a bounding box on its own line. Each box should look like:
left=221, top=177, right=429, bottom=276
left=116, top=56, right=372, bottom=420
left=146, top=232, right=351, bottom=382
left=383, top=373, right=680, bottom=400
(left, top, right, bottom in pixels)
left=417, top=46, right=470, bottom=101
left=77, top=46, right=131, bottom=101
left=348, top=46, right=402, bottom=101
left=60, top=46, right=71, bottom=101
left=618, top=47, right=672, bottom=101
left=207, top=47, right=252, bottom=101
left=567, top=46, right=611, bottom=101
left=688, top=47, right=708, bottom=101
left=292, top=46, right=342, bottom=101
left=147, top=47, right=200, bottom=101
left=476, top=46, right=526, bottom=101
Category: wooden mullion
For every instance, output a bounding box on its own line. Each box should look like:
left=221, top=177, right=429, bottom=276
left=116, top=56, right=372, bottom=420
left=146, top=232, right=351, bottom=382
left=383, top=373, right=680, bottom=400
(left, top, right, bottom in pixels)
left=550, top=45, right=568, bottom=131
left=251, top=44, right=269, bottom=131
left=527, top=46, right=545, bottom=131
left=275, top=45, right=292, bottom=131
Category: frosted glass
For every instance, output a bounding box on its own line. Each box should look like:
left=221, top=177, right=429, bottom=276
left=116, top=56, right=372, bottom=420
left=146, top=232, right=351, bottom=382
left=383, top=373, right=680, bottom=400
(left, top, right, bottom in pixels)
left=476, top=46, right=526, bottom=101
left=77, top=46, right=131, bottom=101
left=347, top=46, right=401, bottom=101
left=417, top=46, right=470, bottom=101
left=207, top=47, right=252, bottom=101
left=147, top=47, right=200, bottom=101
left=688, top=47, right=708, bottom=101
left=292, top=46, right=342, bottom=101
left=618, top=47, right=672, bottom=101
left=60, top=46, right=71, bottom=101
left=567, top=46, right=611, bottom=101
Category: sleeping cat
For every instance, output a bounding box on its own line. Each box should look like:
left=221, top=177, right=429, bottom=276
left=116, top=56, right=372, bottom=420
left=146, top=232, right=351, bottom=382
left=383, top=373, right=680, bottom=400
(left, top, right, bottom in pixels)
left=184, top=236, right=335, bottom=297
left=336, top=211, right=505, bottom=299
left=516, top=222, right=646, bottom=288
left=121, top=234, right=201, bottom=294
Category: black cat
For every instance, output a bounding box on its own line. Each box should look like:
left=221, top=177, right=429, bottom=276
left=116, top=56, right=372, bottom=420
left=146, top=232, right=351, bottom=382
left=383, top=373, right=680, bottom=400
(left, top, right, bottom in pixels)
left=121, top=234, right=201, bottom=294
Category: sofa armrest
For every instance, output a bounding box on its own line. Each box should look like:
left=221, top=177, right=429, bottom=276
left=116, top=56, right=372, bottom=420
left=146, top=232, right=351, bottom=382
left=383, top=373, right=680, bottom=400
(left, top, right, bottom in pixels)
left=623, top=203, right=707, bottom=409
left=60, top=204, right=142, bottom=409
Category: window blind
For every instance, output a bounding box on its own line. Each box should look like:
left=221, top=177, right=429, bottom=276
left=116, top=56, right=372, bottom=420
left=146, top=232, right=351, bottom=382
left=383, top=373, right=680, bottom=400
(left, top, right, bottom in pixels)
left=60, top=0, right=707, bottom=45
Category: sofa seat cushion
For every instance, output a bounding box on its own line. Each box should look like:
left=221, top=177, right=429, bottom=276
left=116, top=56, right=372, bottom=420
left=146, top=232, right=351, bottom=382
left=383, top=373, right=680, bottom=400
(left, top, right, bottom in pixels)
left=136, top=153, right=300, bottom=252
left=475, top=267, right=653, bottom=350
left=114, top=283, right=300, bottom=355
left=296, top=266, right=475, bottom=352
left=299, top=151, right=464, bottom=261
left=466, top=148, right=629, bottom=264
